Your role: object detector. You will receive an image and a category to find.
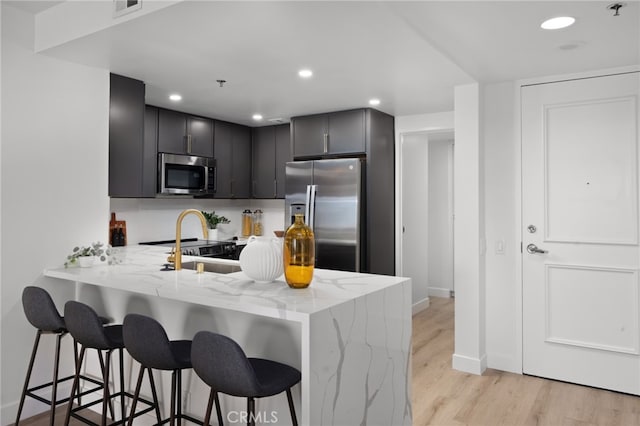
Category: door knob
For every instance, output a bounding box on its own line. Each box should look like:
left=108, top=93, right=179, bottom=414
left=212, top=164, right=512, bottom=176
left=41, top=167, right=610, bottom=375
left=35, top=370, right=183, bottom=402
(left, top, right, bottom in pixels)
left=526, top=244, right=548, bottom=254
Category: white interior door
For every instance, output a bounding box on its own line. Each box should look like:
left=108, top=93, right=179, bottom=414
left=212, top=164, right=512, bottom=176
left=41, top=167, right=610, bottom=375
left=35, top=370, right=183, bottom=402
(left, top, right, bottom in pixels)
left=522, top=72, right=640, bottom=394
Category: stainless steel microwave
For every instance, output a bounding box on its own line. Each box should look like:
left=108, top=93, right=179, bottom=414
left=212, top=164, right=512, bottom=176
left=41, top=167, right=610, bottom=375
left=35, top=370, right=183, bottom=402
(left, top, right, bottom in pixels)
left=158, top=153, right=216, bottom=195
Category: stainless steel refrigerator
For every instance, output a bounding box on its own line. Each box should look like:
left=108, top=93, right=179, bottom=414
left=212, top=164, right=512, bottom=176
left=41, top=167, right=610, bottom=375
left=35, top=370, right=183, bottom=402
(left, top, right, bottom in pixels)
left=285, top=158, right=365, bottom=272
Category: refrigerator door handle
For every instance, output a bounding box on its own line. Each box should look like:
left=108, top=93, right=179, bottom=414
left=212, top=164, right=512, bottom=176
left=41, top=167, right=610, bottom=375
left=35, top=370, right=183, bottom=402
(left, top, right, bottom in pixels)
left=305, top=185, right=311, bottom=226
left=306, top=185, right=317, bottom=230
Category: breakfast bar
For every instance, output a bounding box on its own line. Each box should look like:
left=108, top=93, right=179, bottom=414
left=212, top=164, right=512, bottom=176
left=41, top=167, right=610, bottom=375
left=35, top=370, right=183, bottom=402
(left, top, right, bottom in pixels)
left=44, top=245, right=412, bottom=425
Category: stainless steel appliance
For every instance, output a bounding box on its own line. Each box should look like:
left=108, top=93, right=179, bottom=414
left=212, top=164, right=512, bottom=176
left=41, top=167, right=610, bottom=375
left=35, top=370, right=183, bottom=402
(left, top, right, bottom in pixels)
left=285, top=158, right=365, bottom=272
left=140, top=238, right=238, bottom=259
left=158, top=153, right=216, bottom=195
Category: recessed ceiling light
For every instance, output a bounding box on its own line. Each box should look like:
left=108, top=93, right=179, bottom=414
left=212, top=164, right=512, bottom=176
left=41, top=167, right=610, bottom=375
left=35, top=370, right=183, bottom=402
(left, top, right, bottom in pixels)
left=169, top=94, right=182, bottom=101
left=369, top=98, right=381, bottom=106
left=252, top=114, right=263, bottom=121
left=541, top=16, right=575, bottom=30
left=298, top=69, right=313, bottom=78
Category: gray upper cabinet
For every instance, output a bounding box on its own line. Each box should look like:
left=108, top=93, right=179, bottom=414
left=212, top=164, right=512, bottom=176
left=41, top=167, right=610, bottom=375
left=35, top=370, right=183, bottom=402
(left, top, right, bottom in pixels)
left=158, top=109, right=214, bottom=157
left=252, top=124, right=291, bottom=198
left=109, top=74, right=156, bottom=198
left=274, top=124, right=291, bottom=198
left=291, top=109, right=366, bottom=158
left=291, top=114, right=325, bottom=158
left=214, top=121, right=251, bottom=198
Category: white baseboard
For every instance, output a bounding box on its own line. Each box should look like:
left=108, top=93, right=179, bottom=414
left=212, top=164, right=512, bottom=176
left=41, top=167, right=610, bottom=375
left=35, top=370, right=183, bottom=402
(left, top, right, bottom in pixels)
left=428, top=287, right=453, bottom=298
left=452, top=353, right=487, bottom=375
left=412, top=297, right=430, bottom=315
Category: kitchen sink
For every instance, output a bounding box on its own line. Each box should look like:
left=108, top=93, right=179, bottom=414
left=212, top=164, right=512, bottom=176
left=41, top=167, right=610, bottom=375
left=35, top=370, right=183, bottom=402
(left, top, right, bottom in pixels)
left=180, top=261, right=241, bottom=274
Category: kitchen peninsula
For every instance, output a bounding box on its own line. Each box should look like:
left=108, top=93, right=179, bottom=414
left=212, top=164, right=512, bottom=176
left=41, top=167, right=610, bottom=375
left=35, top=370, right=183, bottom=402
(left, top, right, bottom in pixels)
left=44, top=245, right=412, bottom=425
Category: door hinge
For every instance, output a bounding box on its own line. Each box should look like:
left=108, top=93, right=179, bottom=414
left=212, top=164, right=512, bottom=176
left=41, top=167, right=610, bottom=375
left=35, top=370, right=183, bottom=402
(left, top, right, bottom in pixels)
left=520, top=242, right=523, bottom=253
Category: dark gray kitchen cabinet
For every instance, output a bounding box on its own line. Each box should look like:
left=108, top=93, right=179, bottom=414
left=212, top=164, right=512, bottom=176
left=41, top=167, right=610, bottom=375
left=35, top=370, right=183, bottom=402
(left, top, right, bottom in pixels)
left=252, top=124, right=291, bottom=198
left=214, top=121, right=251, bottom=198
left=158, top=108, right=214, bottom=157
left=109, top=74, right=156, bottom=198
left=291, top=109, right=366, bottom=158
left=274, top=124, right=291, bottom=198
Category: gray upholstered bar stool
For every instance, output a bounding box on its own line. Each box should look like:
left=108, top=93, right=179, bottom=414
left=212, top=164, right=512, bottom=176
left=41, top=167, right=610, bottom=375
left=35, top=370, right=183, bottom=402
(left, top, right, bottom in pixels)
left=15, top=286, right=103, bottom=426
left=122, top=313, right=203, bottom=426
left=191, top=331, right=301, bottom=426
left=63, top=300, right=152, bottom=426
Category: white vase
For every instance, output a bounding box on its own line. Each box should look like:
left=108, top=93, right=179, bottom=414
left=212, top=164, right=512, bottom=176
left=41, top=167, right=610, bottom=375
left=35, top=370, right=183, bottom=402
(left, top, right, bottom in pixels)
left=239, top=236, right=283, bottom=283
left=78, top=256, right=95, bottom=268
left=208, top=228, right=219, bottom=241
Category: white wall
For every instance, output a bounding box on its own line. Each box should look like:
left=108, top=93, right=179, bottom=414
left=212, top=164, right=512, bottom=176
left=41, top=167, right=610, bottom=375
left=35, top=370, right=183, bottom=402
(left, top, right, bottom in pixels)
left=482, top=81, right=520, bottom=373
left=452, top=83, right=486, bottom=375
left=1, top=5, right=110, bottom=423
left=428, top=138, right=454, bottom=297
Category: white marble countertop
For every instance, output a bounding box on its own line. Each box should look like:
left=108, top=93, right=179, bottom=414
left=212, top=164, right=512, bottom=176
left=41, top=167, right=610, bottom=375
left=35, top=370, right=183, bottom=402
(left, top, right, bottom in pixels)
left=44, top=245, right=408, bottom=322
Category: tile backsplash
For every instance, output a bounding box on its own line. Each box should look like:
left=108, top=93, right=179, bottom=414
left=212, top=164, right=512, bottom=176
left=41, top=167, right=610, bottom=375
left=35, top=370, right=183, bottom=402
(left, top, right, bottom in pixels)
left=109, top=198, right=286, bottom=244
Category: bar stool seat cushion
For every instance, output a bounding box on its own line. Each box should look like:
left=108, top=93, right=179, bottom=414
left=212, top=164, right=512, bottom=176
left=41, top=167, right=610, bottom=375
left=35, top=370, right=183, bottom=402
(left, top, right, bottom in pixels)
left=191, top=331, right=301, bottom=398
left=123, top=314, right=192, bottom=371
left=169, top=340, right=192, bottom=368
left=103, top=325, right=125, bottom=348
left=248, top=358, right=302, bottom=398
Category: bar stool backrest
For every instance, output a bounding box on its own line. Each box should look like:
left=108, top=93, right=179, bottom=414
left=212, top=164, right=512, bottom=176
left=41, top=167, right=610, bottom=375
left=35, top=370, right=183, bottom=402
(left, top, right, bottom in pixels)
left=191, top=331, right=260, bottom=397
left=123, top=314, right=182, bottom=370
left=22, top=286, right=66, bottom=332
left=63, top=301, right=112, bottom=349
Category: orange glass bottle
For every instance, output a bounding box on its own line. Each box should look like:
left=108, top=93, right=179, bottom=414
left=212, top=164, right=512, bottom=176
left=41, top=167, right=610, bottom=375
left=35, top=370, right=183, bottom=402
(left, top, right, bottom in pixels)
left=283, top=214, right=315, bottom=288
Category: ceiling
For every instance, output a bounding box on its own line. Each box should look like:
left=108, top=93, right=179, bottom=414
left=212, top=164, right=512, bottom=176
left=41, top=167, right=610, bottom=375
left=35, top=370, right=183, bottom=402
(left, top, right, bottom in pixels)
left=8, top=1, right=640, bottom=127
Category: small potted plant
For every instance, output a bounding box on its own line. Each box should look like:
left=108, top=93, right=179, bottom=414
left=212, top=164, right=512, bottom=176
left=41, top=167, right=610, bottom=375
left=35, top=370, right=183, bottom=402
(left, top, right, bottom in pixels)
left=65, top=242, right=109, bottom=268
left=201, top=211, right=230, bottom=240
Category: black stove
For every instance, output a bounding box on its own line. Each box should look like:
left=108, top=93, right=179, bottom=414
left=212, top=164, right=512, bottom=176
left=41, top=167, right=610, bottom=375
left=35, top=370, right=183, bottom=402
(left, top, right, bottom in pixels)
left=139, top=238, right=238, bottom=259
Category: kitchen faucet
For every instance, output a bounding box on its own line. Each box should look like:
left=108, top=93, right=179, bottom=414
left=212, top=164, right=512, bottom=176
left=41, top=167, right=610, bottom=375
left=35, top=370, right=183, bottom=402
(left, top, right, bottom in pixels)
left=172, top=209, right=209, bottom=271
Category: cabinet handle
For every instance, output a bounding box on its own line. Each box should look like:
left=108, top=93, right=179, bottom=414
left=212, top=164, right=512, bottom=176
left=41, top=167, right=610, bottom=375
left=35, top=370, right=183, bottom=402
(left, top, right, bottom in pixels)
left=214, top=167, right=217, bottom=193
left=230, top=180, right=234, bottom=197
left=323, top=133, right=328, bottom=153
left=274, top=180, right=277, bottom=198
left=252, top=181, right=256, bottom=197
left=187, top=134, right=193, bottom=154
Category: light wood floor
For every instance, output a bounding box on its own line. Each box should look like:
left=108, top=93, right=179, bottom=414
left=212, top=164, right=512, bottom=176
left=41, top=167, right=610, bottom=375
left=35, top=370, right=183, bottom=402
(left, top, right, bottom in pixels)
left=412, top=297, right=640, bottom=426
left=16, top=297, right=640, bottom=426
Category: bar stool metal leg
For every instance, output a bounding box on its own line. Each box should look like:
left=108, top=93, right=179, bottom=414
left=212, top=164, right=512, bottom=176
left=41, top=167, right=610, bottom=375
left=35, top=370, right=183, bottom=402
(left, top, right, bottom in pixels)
left=128, top=366, right=163, bottom=426
left=286, top=389, right=298, bottom=426
left=147, top=370, right=162, bottom=423
left=119, top=348, right=125, bottom=424
left=49, top=333, right=63, bottom=426
left=176, top=370, right=183, bottom=423
left=127, top=365, right=145, bottom=426
left=169, top=370, right=177, bottom=426
left=102, top=350, right=111, bottom=426
left=15, top=330, right=43, bottom=425
left=247, top=397, right=255, bottom=426
left=64, top=346, right=86, bottom=426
